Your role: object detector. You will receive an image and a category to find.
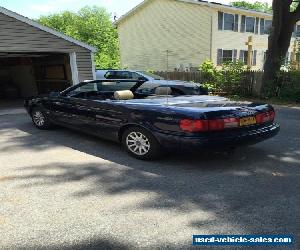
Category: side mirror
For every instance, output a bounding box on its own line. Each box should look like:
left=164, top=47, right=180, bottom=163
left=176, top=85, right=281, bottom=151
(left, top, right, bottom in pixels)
left=49, top=91, right=61, bottom=98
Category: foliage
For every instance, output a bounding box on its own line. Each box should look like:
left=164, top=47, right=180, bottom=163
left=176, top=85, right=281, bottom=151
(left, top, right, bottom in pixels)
left=199, top=60, right=217, bottom=87
left=277, top=70, right=300, bottom=102
left=262, top=69, right=300, bottom=102
left=217, top=61, right=245, bottom=95
left=290, top=1, right=300, bottom=11
left=38, top=6, right=120, bottom=69
left=230, top=1, right=272, bottom=13
left=199, top=60, right=245, bottom=95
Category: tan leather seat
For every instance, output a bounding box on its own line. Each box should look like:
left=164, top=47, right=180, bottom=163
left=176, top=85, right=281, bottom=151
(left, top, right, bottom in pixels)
left=114, top=90, right=134, bottom=100
left=155, top=87, right=172, bottom=96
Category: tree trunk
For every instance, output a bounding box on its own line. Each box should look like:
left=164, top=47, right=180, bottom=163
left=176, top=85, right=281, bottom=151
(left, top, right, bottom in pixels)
left=262, top=0, right=295, bottom=97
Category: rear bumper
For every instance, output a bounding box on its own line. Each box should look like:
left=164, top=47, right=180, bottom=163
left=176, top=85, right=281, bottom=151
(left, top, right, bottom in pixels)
left=154, top=123, right=280, bottom=151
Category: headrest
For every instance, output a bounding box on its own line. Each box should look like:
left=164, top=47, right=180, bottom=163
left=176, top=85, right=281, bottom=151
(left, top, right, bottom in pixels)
left=155, top=87, right=172, bottom=96
left=114, top=90, right=134, bottom=100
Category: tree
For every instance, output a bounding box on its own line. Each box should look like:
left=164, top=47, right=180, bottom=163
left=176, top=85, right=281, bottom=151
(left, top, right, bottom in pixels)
left=230, top=1, right=272, bottom=13
left=262, top=0, right=300, bottom=96
left=38, top=6, right=120, bottom=69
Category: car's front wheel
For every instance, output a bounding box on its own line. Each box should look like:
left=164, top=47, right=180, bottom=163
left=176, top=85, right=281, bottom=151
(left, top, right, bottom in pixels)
left=31, top=108, right=52, bottom=129
left=122, top=126, right=162, bottom=160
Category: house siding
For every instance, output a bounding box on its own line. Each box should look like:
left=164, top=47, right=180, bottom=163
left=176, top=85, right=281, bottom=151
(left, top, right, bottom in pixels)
left=211, top=7, right=271, bottom=70
left=117, top=0, right=212, bottom=71
left=117, top=0, right=298, bottom=71
left=0, top=12, right=93, bottom=82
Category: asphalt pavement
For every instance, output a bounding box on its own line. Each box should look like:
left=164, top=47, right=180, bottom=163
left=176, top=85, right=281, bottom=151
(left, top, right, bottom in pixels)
left=0, top=106, right=299, bottom=249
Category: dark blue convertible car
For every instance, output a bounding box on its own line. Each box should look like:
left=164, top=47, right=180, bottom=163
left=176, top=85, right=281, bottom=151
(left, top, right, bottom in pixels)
left=25, top=79, right=280, bottom=160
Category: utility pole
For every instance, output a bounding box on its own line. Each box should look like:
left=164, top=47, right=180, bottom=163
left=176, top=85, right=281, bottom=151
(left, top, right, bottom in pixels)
left=245, top=36, right=253, bottom=69
left=166, top=50, right=169, bottom=72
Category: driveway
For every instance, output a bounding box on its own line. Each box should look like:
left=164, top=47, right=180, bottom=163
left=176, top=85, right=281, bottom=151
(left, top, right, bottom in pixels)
left=0, top=106, right=299, bottom=249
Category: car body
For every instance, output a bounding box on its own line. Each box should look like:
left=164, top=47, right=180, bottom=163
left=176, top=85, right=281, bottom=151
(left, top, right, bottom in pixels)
left=25, top=79, right=280, bottom=160
left=96, top=69, right=208, bottom=95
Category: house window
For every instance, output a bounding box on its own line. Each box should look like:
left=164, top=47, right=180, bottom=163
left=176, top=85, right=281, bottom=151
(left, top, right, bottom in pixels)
left=217, top=49, right=238, bottom=65
left=239, top=50, right=248, bottom=65
left=264, top=20, right=272, bottom=34
left=223, top=50, right=233, bottom=62
left=245, top=17, right=255, bottom=33
left=224, top=13, right=234, bottom=30
left=218, top=11, right=239, bottom=31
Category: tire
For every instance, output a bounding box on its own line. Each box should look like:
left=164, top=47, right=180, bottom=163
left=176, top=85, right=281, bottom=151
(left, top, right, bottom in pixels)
left=31, top=107, right=52, bottom=130
left=121, top=126, right=162, bottom=160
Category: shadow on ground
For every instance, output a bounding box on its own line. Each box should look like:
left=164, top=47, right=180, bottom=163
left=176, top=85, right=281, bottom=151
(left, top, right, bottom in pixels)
left=1, top=109, right=300, bottom=249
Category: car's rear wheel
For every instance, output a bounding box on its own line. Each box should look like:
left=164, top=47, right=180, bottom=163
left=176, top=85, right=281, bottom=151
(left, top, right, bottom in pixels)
left=122, top=126, right=162, bottom=160
left=31, top=108, right=52, bottom=129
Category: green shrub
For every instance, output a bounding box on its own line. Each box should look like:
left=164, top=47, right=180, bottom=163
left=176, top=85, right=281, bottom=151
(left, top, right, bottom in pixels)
left=216, top=61, right=245, bottom=95
left=277, top=70, right=300, bottom=102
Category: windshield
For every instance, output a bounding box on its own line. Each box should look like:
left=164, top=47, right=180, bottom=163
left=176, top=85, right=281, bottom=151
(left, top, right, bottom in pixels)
left=137, top=71, right=164, bottom=80
left=65, top=80, right=140, bottom=97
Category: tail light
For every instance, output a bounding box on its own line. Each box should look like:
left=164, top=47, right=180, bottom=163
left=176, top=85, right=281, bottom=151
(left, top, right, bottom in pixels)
left=180, top=110, right=275, bottom=133
left=180, top=118, right=239, bottom=132
left=256, top=110, right=275, bottom=124
left=180, top=119, right=208, bottom=132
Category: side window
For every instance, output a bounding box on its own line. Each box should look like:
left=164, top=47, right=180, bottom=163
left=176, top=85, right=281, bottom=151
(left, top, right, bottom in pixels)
left=131, top=72, right=143, bottom=80
left=120, top=71, right=132, bottom=79
left=105, top=71, right=116, bottom=79
left=111, top=71, right=131, bottom=79
left=67, top=82, right=96, bottom=97
left=97, top=81, right=137, bottom=91
left=76, top=82, right=96, bottom=92
left=136, top=82, right=156, bottom=95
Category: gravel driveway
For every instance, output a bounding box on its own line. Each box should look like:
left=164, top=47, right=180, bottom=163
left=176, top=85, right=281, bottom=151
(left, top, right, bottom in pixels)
left=0, top=106, right=299, bottom=249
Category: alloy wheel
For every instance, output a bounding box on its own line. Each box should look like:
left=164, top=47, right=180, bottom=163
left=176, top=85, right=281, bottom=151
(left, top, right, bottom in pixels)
left=126, top=131, right=151, bottom=156
left=33, top=111, right=45, bottom=127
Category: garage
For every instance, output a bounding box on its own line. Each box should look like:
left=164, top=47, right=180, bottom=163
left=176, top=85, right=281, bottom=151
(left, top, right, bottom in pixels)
left=0, top=7, right=97, bottom=101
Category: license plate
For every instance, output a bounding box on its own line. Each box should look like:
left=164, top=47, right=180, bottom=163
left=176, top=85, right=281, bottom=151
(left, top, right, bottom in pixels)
left=240, top=116, right=257, bottom=126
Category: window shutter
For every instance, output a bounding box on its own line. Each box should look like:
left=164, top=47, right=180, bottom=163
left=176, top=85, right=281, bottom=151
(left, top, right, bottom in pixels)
left=234, top=14, right=239, bottom=32
left=233, top=49, right=237, bottom=62
left=239, top=50, right=244, bottom=62
left=255, top=17, right=259, bottom=34
left=218, top=12, right=223, bottom=30
left=260, top=18, right=265, bottom=34
left=217, top=49, right=223, bottom=65
left=253, top=50, right=257, bottom=66
left=240, top=15, right=246, bottom=33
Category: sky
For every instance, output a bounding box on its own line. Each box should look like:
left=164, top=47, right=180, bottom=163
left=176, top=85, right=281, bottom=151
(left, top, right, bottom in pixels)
left=0, top=0, right=273, bottom=19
